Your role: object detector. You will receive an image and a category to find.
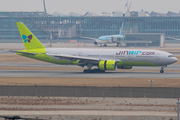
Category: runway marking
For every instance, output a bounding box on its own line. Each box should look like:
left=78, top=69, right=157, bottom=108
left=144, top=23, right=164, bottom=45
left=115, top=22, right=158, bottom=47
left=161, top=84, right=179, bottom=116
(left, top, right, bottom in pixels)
left=7, top=64, right=17, bottom=66
left=11, top=75, right=50, bottom=77
left=92, top=76, right=129, bottom=78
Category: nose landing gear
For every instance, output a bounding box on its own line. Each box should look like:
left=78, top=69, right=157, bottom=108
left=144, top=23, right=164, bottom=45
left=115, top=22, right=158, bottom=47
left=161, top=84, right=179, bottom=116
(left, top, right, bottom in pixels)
left=160, top=69, right=164, bottom=73
left=160, top=66, right=165, bottom=73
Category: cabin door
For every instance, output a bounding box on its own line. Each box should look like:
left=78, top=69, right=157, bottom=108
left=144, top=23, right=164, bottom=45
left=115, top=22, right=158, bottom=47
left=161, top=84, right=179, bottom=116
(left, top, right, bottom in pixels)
left=128, top=54, right=132, bottom=60
left=155, top=53, right=160, bottom=60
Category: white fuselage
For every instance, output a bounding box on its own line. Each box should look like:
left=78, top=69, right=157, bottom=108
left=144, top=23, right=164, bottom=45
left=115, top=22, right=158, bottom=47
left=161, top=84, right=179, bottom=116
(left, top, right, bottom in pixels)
left=96, top=35, right=124, bottom=45
left=46, top=48, right=177, bottom=66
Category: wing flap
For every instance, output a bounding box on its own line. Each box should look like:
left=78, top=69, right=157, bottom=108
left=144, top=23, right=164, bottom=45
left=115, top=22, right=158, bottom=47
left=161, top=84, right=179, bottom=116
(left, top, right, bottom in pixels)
left=47, top=53, right=121, bottom=62
left=47, top=53, right=100, bottom=61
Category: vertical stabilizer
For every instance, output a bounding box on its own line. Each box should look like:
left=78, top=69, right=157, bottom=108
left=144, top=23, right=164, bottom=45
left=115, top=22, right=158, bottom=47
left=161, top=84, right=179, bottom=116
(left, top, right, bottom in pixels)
left=43, top=0, right=47, bottom=17
left=16, top=22, right=45, bottom=50
left=119, top=23, right=124, bottom=35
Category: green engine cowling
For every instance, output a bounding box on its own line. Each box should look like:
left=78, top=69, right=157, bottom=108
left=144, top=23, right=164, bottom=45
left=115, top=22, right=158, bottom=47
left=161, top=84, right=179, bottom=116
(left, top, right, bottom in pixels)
left=117, top=66, right=133, bottom=69
left=99, top=60, right=117, bottom=70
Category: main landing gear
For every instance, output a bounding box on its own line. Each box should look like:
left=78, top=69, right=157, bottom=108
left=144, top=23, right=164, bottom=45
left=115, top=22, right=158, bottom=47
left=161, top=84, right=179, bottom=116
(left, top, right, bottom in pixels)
left=83, top=69, right=105, bottom=73
left=103, top=44, right=107, bottom=47
left=160, top=66, right=164, bottom=73
left=100, top=44, right=107, bottom=47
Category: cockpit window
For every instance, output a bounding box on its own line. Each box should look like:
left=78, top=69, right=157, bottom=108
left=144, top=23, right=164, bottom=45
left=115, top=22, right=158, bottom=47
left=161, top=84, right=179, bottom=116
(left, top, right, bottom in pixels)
left=168, top=55, right=174, bottom=57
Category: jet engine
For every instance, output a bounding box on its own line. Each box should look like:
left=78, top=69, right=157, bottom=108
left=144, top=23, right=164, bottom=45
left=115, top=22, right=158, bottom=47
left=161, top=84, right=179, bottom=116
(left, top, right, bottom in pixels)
left=94, top=41, right=98, bottom=45
left=99, top=60, right=117, bottom=70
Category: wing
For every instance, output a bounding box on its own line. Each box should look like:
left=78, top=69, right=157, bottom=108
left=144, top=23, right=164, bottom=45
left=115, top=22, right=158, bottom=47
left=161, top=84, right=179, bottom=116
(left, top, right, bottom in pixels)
left=80, top=36, right=98, bottom=41
left=47, top=53, right=100, bottom=62
left=46, top=53, right=120, bottom=67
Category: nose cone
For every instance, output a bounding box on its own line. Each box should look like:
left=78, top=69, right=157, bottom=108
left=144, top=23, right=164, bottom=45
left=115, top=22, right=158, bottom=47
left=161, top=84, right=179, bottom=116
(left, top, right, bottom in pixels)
left=171, top=57, right=178, bottom=64
left=175, top=57, right=178, bottom=63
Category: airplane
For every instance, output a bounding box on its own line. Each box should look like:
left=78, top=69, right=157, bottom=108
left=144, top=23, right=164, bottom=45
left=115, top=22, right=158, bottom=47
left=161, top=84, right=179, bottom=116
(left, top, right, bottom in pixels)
left=0, top=115, right=45, bottom=120
left=86, top=23, right=125, bottom=47
left=0, top=116, right=21, bottom=120
left=14, top=22, right=178, bottom=73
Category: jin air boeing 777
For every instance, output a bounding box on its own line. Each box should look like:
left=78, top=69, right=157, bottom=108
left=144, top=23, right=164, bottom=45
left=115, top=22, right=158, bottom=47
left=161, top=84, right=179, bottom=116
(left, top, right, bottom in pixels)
left=14, top=22, right=178, bottom=73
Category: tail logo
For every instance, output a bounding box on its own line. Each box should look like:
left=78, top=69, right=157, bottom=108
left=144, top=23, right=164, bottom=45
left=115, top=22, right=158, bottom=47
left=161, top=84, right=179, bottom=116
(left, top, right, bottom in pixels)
left=22, top=34, right=32, bottom=43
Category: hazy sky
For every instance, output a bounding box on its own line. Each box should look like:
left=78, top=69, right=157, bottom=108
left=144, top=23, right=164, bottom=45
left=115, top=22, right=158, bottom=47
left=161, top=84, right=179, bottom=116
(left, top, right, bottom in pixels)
left=0, top=0, right=180, bottom=15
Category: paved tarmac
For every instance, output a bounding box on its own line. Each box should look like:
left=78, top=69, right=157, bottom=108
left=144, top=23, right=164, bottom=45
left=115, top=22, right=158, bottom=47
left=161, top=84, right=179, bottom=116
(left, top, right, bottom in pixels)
left=0, top=65, right=179, bottom=78
left=0, top=43, right=180, bottom=56
left=0, top=42, right=180, bottom=49
left=0, top=110, right=176, bottom=116
left=1, top=51, right=180, bottom=55
left=1, top=62, right=180, bottom=70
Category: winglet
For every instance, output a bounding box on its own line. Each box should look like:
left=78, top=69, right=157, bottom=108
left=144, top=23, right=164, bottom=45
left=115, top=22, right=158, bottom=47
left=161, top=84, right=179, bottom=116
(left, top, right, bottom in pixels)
left=119, top=23, right=124, bottom=35
left=16, top=22, right=45, bottom=50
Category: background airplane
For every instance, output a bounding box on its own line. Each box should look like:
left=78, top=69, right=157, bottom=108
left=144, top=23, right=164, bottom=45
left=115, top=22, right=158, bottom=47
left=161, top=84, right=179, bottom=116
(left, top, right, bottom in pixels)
left=84, top=23, right=125, bottom=47
left=14, top=22, right=178, bottom=73
left=0, top=115, right=45, bottom=120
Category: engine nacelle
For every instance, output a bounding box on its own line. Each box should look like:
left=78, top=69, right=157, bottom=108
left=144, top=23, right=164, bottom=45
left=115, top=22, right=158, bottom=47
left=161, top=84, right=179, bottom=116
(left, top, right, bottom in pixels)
left=99, top=60, right=117, bottom=70
left=117, top=66, right=133, bottom=69
left=94, top=41, right=98, bottom=45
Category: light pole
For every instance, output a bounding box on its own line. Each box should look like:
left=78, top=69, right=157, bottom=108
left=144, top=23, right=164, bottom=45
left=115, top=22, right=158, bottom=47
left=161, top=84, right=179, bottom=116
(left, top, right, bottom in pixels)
left=149, top=80, right=154, bottom=87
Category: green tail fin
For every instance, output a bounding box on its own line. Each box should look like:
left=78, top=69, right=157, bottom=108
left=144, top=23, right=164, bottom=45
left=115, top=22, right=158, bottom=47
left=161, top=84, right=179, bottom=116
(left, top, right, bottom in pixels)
left=16, top=22, right=45, bottom=50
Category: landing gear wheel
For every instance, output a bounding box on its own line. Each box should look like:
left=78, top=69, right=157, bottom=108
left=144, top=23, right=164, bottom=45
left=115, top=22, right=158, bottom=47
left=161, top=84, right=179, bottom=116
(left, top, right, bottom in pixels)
left=160, top=66, right=165, bottom=73
left=83, top=69, right=88, bottom=73
left=103, top=44, right=107, bottom=47
left=83, top=69, right=105, bottom=73
left=94, top=69, right=105, bottom=73
left=160, top=70, right=164, bottom=73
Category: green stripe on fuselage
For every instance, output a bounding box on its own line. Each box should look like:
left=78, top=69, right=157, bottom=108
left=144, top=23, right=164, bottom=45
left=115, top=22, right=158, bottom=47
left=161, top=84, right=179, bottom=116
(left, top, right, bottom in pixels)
left=117, top=61, right=158, bottom=67
left=16, top=49, right=79, bottom=65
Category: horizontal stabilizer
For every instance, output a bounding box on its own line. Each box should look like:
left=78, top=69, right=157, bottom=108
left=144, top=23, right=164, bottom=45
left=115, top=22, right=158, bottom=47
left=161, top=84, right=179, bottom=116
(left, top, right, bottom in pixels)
left=9, top=50, right=37, bottom=55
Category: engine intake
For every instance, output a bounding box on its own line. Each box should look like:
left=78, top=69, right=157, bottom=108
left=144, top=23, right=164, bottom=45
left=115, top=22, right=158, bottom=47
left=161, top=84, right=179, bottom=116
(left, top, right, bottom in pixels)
left=99, top=60, right=117, bottom=70
left=94, top=41, right=98, bottom=45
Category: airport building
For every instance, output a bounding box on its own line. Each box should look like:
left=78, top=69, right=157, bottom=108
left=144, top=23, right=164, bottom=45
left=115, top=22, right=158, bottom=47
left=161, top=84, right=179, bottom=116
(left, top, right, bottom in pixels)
left=122, top=33, right=165, bottom=47
left=0, top=12, right=179, bottom=44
